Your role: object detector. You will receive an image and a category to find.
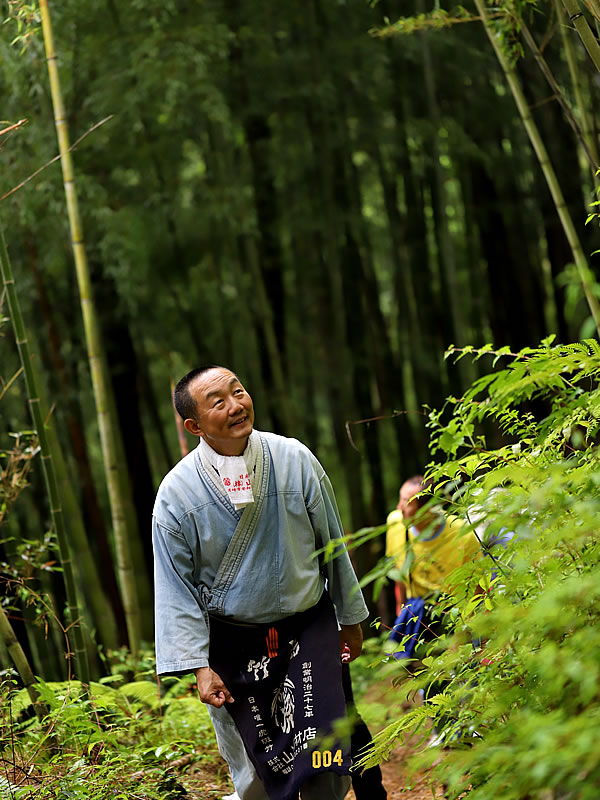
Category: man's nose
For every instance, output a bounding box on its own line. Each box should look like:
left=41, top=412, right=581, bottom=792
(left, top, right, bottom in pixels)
left=227, top=396, right=244, bottom=414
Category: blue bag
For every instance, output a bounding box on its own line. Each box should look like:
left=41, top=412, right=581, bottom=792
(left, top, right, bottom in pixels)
left=388, top=596, right=426, bottom=660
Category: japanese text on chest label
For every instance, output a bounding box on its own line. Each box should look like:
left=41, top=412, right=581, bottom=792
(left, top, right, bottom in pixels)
left=223, top=473, right=251, bottom=494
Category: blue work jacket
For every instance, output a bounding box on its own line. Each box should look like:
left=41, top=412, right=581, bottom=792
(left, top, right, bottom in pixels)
left=153, top=430, right=368, bottom=675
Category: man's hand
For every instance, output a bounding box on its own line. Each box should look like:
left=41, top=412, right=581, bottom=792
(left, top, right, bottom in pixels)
left=339, top=622, right=363, bottom=662
left=195, top=667, right=234, bottom=707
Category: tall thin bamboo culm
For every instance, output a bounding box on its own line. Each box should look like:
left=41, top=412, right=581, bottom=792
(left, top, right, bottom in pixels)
left=561, top=0, right=600, bottom=72
left=0, top=605, right=50, bottom=722
left=0, top=224, right=90, bottom=685
left=474, top=0, right=600, bottom=337
left=38, top=0, right=142, bottom=654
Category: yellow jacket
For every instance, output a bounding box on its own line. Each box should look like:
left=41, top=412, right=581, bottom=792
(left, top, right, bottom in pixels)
left=385, top=509, right=480, bottom=597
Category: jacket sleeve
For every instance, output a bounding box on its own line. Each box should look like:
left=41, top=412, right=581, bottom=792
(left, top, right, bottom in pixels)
left=385, top=510, right=407, bottom=569
left=153, top=516, right=210, bottom=675
left=307, top=471, right=369, bottom=626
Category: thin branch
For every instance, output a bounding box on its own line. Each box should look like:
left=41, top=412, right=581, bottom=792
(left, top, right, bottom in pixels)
left=344, top=410, right=426, bottom=451
left=0, top=115, right=113, bottom=203
left=348, top=410, right=427, bottom=426
left=44, top=401, right=56, bottom=428
left=0, top=367, right=24, bottom=402
left=371, top=10, right=504, bottom=38
left=1, top=577, right=74, bottom=679
left=0, top=119, right=28, bottom=138
left=529, top=93, right=563, bottom=111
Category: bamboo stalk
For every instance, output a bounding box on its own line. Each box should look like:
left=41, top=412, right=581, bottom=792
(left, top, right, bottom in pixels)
left=45, top=403, right=120, bottom=651
left=420, top=18, right=475, bottom=390
left=583, top=0, right=600, bottom=22
left=560, top=0, right=600, bottom=72
left=554, top=0, right=600, bottom=172
left=474, top=0, right=600, bottom=336
left=0, top=224, right=90, bottom=684
left=519, top=19, right=598, bottom=172
left=38, top=0, right=141, bottom=654
left=0, top=606, right=50, bottom=722
left=213, top=122, right=295, bottom=432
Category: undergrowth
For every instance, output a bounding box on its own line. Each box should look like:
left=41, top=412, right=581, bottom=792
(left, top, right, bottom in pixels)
left=0, top=665, right=225, bottom=799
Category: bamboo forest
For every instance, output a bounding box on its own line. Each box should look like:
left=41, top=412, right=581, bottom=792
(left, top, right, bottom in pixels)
left=1, top=0, right=600, bottom=798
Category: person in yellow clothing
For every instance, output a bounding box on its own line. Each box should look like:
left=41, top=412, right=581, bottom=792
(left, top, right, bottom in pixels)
left=385, top=475, right=481, bottom=659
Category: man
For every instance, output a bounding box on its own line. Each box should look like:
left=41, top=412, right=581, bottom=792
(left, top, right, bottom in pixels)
left=153, top=365, right=369, bottom=800
left=385, top=475, right=481, bottom=659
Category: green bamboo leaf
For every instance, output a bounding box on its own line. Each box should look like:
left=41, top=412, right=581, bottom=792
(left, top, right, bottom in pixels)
left=117, top=680, right=161, bottom=708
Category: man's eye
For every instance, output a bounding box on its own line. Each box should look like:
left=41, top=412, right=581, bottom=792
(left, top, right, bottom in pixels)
left=214, top=399, right=224, bottom=407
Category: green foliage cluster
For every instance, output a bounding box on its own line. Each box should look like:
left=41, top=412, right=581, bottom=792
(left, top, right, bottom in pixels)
left=370, top=6, right=479, bottom=38
left=2, top=1, right=40, bottom=51
left=370, top=0, right=537, bottom=64
left=362, top=341, right=600, bottom=799
left=0, top=668, right=220, bottom=799
left=0, top=431, right=37, bottom=530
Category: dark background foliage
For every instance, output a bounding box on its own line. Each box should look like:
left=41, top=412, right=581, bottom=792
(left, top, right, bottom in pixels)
left=0, top=0, right=598, bottom=675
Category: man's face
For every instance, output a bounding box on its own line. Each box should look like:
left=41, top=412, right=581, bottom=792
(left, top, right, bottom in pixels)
left=184, top=368, right=254, bottom=456
left=398, top=480, right=421, bottom=522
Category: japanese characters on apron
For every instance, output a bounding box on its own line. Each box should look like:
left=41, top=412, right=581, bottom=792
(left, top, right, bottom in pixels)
left=198, top=436, right=351, bottom=799
left=209, top=595, right=350, bottom=800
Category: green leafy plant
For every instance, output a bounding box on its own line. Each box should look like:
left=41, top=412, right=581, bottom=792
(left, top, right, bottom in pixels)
left=0, top=672, right=221, bottom=799
left=3, top=1, right=40, bottom=51
left=359, top=340, right=600, bottom=799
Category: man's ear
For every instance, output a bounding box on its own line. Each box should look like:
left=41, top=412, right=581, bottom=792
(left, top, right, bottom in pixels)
left=184, top=418, right=204, bottom=437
